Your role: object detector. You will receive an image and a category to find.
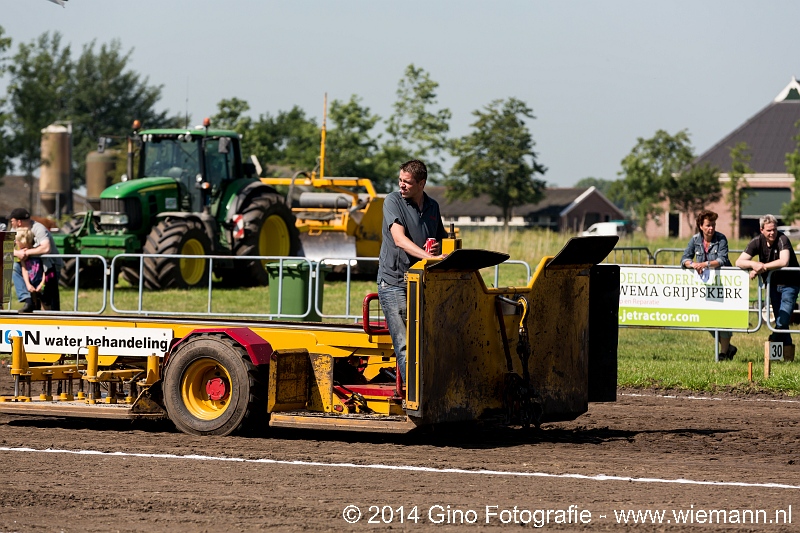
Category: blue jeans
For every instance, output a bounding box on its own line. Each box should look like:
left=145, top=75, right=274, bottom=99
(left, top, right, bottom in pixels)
left=12, top=260, right=29, bottom=303
left=378, top=281, right=407, bottom=383
left=769, top=284, right=799, bottom=346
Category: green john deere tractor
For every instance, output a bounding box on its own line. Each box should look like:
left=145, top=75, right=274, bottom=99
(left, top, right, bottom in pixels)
left=55, top=122, right=301, bottom=290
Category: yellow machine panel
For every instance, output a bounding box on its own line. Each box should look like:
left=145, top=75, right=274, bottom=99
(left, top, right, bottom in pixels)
left=260, top=175, right=383, bottom=265
left=268, top=349, right=311, bottom=412
left=406, top=238, right=619, bottom=427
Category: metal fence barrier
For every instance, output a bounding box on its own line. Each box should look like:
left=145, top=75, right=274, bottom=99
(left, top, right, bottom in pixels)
left=7, top=251, right=797, bottom=363
left=484, top=260, right=532, bottom=289
left=5, top=252, right=532, bottom=321
left=4, top=254, right=108, bottom=315
left=650, top=248, right=800, bottom=331
left=109, top=253, right=317, bottom=319
left=312, top=257, right=533, bottom=321
left=653, top=248, right=746, bottom=266
left=764, top=267, right=800, bottom=339
left=315, top=257, right=378, bottom=321
left=604, top=247, right=654, bottom=265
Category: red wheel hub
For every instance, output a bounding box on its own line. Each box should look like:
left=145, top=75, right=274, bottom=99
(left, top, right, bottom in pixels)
left=205, top=377, right=229, bottom=401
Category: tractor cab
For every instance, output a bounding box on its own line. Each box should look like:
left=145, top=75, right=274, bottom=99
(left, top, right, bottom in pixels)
left=138, top=128, right=245, bottom=216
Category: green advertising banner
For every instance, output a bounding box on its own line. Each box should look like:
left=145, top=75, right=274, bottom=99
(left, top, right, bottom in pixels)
left=619, top=267, right=750, bottom=329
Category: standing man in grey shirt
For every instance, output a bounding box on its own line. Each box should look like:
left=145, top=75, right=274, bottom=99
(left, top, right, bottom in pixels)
left=377, top=160, right=447, bottom=385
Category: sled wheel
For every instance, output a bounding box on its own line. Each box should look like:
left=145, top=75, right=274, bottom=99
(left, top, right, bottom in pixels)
left=163, top=333, right=266, bottom=436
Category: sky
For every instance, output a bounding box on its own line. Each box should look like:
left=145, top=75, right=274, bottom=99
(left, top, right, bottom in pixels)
left=3, top=0, right=800, bottom=187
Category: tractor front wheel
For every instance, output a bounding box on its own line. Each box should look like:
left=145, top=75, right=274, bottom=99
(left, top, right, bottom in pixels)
left=140, top=218, right=211, bottom=290
left=163, top=333, right=266, bottom=436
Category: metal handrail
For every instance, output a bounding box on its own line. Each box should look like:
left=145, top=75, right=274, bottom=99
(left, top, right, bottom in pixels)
left=486, top=260, right=532, bottom=289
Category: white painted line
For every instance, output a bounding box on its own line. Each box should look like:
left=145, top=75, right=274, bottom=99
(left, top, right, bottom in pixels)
left=1, top=446, right=798, bottom=490
left=620, top=393, right=800, bottom=404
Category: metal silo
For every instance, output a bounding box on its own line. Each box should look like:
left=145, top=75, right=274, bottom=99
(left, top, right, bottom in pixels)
left=39, top=124, right=72, bottom=216
left=85, top=150, right=118, bottom=210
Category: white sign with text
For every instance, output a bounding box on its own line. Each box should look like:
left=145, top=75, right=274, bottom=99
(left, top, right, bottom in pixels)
left=0, top=324, right=173, bottom=357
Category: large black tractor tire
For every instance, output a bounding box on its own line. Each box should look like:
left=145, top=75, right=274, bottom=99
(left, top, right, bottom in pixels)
left=222, top=193, right=301, bottom=287
left=58, top=216, right=106, bottom=289
left=119, top=262, right=143, bottom=289
left=163, top=333, right=267, bottom=436
left=140, top=217, right=212, bottom=290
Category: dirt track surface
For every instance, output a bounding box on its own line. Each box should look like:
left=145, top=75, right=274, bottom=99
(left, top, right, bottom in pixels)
left=0, top=369, right=799, bottom=532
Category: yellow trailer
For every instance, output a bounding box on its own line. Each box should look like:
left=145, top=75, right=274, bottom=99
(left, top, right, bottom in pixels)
left=0, top=233, right=620, bottom=436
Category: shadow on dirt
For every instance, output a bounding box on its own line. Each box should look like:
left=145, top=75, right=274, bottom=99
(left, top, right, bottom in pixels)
left=1, top=416, right=736, bottom=449
left=3, top=416, right=178, bottom=434
left=266, top=424, right=737, bottom=449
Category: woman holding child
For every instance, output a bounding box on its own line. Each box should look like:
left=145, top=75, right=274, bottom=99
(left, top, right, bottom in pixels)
left=14, top=227, right=58, bottom=311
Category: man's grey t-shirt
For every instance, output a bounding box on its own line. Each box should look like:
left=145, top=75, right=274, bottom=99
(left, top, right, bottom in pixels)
left=30, top=221, right=63, bottom=271
left=377, top=191, right=447, bottom=287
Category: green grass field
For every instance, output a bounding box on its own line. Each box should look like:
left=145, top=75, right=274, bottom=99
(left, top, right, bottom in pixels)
left=5, top=227, right=799, bottom=395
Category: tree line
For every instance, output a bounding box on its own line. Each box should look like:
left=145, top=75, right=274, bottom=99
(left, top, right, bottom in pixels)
left=591, top=130, right=755, bottom=235
left=0, top=27, right=547, bottom=226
